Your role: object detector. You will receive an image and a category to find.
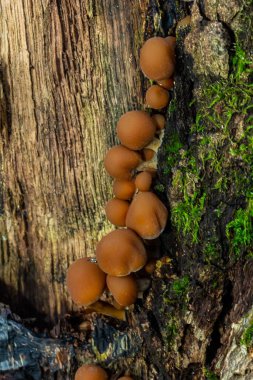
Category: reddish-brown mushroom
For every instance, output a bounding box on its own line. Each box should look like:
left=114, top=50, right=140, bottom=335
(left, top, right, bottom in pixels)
left=126, top=192, right=168, bottom=239
left=140, top=37, right=175, bottom=80
left=116, top=110, right=156, bottom=150
left=104, top=145, right=141, bottom=179
left=165, top=36, right=176, bottom=51
left=105, top=198, right=129, bottom=227
left=106, top=274, right=138, bottom=307
left=96, top=229, right=147, bottom=276
left=135, top=171, right=153, bottom=192
left=118, top=377, right=134, bottom=380
left=85, top=300, right=126, bottom=320
left=142, top=148, right=155, bottom=161
left=112, top=179, right=136, bottom=200
left=151, top=114, right=166, bottom=130
left=146, top=85, right=170, bottom=109
left=75, top=365, right=108, bottom=380
left=66, top=258, right=106, bottom=306
left=157, top=78, right=174, bottom=90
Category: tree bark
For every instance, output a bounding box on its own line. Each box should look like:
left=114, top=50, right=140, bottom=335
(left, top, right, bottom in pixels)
left=0, top=0, right=150, bottom=321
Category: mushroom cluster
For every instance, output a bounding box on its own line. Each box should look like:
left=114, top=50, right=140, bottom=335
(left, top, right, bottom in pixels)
left=67, top=35, right=174, bottom=315
left=75, top=365, right=134, bottom=380
left=67, top=34, right=175, bottom=378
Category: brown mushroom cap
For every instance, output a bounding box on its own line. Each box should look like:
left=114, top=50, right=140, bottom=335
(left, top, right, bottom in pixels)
left=117, top=377, right=134, bottom=380
left=151, top=114, right=166, bottom=130
left=106, top=274, right=138, bottom=307
left=104, top=145, right=141, bottom=179
left=135, top=171, right=153, bottom=192
left=142, top=148, right=155, bottom=161
left=146, top=85, right=170, bottom=109
left=165, top=36, right=176, bottom=51
left=96, top=229, right=147, bottom=276
left=126, top=192, right=168, bottom=239
left=75, top=365, right=108, bottom=380
left=105, top=198, right=129, bottom=227
left=157, top=78, right=174, bottom=90
left=113, top=179, right=136, bottom=200
left=116, top=110, right=156, bottom=150
left=140, top=37, right=175, bottom=80
left=66, top=258, right=106, bottom=306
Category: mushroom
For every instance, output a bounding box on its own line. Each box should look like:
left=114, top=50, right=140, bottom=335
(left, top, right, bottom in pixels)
left=157, top=78, right=174, bottom=90
left=142, top=148, right=155, bottom=161
left=106, top=274, right=138, bottom=307
left=145, top=85, right=170, bottom=109
left=112, top=179, right=136, bottom=200
left=140, top=37, right=175, bottom=80
left=75, top=364, right=108, bottom=380
left=66, top=258, right=106, bottom=306
left=85, top=300, right=126, bottom=321
left=118, top=377, right=134, bottom=380
left=105, top=198, right=129, bottom=227
left=165, top=36, right=176, bottom=51
left=135, top=171, right=153, bottom=192
left=144, top=259, right=157, bottom=275
left=116, top=110, right=156, bottom=150
left=104, top=145, right=141, bottom=179
left=151, top=114, right=166, bottom=130
left=96, top=229, right=147, bottom=276
left=126, top=192, right=168, bottom=239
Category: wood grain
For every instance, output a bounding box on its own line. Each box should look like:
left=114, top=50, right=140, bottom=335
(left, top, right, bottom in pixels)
left=0, top=0, right=149, bottom=320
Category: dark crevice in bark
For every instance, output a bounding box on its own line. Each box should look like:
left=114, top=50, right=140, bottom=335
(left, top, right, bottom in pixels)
left=205, top=279, right=233, bottom=366
left=0, top=62, right=12, bottom=141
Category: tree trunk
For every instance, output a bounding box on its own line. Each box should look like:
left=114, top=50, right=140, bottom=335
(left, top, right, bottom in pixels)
left=1, top=0, right=253, bottom=379
left=0, top=0, right=151, bottom=321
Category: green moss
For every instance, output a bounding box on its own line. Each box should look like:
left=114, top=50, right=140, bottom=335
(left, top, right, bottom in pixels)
left=240, top=319, right=253, bottom=348
left=204, top=368, right=219, bottom=380
left=203, top=242, right=220, bottom=263
left=154, top=183, right=165, bottom=193
left=164, top=318, right=178, bottom=346
left=164, top=133, right=183, bottom=174
left=226, top=197, right=253, bottom=257
left=172, top=191, right=206, bottom=243
left=171, top=275, right=190, bottom=297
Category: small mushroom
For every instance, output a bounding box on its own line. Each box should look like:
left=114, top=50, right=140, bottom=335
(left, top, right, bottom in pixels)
left=135, top=171, right=153, bottom=192
left=118, top=378, right=134, bottom=380
left=151, top=114, right=166, bottom=130
left=146, top=85, right=170, bottom=109
left=116, top=110, right=156, bottom=150
left=157, top=78, right=174, bottom=90
left=104, top=145, right=141, bottom=179
left=96, top=229, right=147, bottom=276
left=126, top=192, right=168, bottom=239
left=66, top=258, right=106, bottom=306
left=142, top=148, right=155, bottom=161
left=106, top=274, right=138, bottom=307
left=113, top=179, right=136, bottom=200
left=85, top=300, right=126, bottom=320
left=105, top=198, right=129, bottom=227
left=165, top=36, right=176, bottom=51
left=140, top=37, right=175, bottom=80
left=75, top=365, right=108, bottom=380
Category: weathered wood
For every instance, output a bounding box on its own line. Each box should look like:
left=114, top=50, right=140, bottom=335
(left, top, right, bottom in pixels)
left=0, top=0, right=150, bottom=320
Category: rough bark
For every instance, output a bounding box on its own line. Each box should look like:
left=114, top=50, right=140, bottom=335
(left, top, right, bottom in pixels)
left=0, top=0, right=151, bottom=321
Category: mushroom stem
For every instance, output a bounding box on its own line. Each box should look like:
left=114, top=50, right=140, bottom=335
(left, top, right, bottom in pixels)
left=84, top=300, right=126, bottom=321
left=137, top=131, right=164, bottom=172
